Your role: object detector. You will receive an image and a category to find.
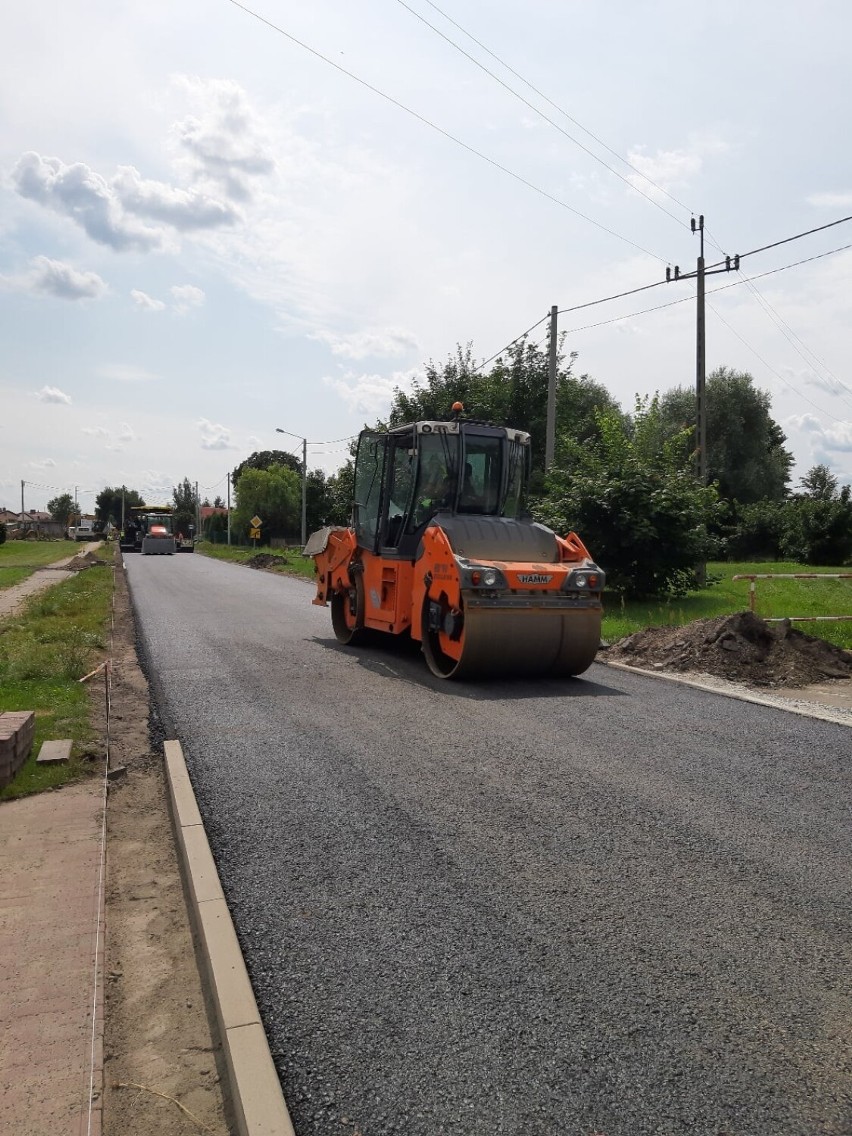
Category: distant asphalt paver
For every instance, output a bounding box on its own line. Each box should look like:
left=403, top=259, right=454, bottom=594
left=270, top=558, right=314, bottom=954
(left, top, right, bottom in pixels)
left=125, top=553, right=852, bottom=1136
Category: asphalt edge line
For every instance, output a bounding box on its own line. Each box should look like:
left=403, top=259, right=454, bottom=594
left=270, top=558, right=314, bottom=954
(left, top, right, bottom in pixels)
left=163, top=738, right=296, bottom=1136
left=602, top=659, right=852, bottom=728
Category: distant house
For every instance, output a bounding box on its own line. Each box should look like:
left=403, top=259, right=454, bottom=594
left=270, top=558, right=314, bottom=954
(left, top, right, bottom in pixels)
left=0, top=509, right=66, bottom=538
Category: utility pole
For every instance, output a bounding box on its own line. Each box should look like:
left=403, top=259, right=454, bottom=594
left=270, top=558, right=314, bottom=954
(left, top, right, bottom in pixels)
left=300, top=436, right=307, bottom=548
left=195, top=481, right=200, bottom=541
left=227, top=474, right=231, bottom=546
left=665, top=217, right=739, bottom=483
left=695, top=217, right=707, bottom=486
left=275, top=427, right=308, bottom=548
left=20, top=479, right=24, bottom=519
left=545, top=304, right=558, bottom=471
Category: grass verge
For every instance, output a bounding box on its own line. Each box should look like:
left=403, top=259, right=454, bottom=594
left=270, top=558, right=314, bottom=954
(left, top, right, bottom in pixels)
left=0, top=554, right=113, bottom=800
left=0, top=539, right=86, bottom=589
left=603, top=561, right=852, bottom=651
left=196, top=541, right=316, bottom=581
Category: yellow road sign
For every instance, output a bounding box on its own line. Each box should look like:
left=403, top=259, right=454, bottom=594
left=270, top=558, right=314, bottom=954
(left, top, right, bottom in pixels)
left=250, top=515, right=262, bottom=528
left=250, top=527, right=261, bottom=540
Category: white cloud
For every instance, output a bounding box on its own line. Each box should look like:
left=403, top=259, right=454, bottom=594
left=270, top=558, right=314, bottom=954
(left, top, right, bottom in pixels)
left=26, top=256, right=106, bottom=300
left=35, top=385, right=72, bottom=404
left=324, top=367, right=419, bottom=416
left=786, top=413, right=852, bottom=453
left=29, top=457, right=56, bottom=470
left=98, top=364, right=158, bottom=382
left=316, top=327, right=420, bottom=360
left=106, top=423, right=139, bottom=451
left=197, top=418, right=236, bottom=450
left=11, top=151, right=239, bottom=252
left=625, top=136, right=729, bottom=198
left=171, top=283, right=205, bottom=314
left=12, top=152, right=166, bottom=251
left=171, top=76, right=276, bottom=202
left=80, top=421, right=139, bottom=450
left=787, top=365, right=852, bottom=398
left=112, top=164, right=239, bottom=229
left=131, top=289, right=166, bottom=311
left=807, top=191, right=852, bottom=208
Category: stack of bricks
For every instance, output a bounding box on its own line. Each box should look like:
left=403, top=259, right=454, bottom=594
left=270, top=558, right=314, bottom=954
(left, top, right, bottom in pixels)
left=0, top=711, right=35, bottom=788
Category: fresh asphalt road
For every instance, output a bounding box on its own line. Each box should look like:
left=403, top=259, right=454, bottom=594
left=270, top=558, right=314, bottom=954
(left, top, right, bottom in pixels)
left=125, top=553, right=852, bottom=1136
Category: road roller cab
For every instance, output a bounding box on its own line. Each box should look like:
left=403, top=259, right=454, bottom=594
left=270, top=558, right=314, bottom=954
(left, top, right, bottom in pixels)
left=307, top=410, right=605, bottom=679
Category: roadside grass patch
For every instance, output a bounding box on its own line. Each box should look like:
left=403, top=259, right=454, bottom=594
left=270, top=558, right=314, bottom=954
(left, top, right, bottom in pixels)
left=603, top=561, right=852, bottom=652
left=0, top=539, right=83, bottom=590
left=0, top=557, right=113, bottom=800
left=197, top=542, right=316, bottom=581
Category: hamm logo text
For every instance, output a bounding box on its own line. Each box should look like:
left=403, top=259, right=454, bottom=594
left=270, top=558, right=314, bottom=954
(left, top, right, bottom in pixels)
left=518, top=573, right=552, bottom=584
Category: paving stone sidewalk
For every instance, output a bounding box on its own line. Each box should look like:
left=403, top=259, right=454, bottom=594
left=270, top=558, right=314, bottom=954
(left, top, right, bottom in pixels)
left=0, top=780, right=106, bottom=1136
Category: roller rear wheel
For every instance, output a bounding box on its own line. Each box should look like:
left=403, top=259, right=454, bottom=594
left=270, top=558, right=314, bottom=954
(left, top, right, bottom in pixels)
left=422, top=595, right=466, bottom=679
left=331, top=575, right=365, bottom=644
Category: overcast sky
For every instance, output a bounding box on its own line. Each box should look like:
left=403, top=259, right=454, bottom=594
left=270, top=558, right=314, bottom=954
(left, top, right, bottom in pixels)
left=2, top=0, right=851, bottom=513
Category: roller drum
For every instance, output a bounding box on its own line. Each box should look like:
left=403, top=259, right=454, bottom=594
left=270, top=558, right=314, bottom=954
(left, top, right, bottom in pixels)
left=423, top=603, right=601, bottom=680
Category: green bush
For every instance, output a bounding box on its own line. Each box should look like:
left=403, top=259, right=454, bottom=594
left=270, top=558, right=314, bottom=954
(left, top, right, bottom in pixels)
left=0, top=522, right=6, bottom=545
left=780, top=497, right=852, bottom=565
left=536, top=399, right=721, bottom=598
left=725, top=494, right=852, bottom=566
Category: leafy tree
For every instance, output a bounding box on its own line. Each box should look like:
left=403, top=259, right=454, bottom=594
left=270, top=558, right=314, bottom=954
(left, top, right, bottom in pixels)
left=386, top=340, right=623, bottom=479
left=232, top=450, right=301, bottom=491
left=724, top=500, right=786, bottom=561
left=95, top=486, right=145, bottom=529
left=799, top=463, right=839, bottom=500
left=305, top=469, right=339, bottom=534
left=324, top=460, right=355, bottom=527
left=0, top=522, right=6, bottom=546
left=47, top=493, right=75, bottom=526
left=213, top=495, right=225, bottom=508
left=172, top=477, right=198, bottom=537
left=780, top=496, right=852, bottom=565
left=659, top=367, right=794, bottom=503
left=204, top=510, right=230, bottom=544
left=233, top=465, right=301, bottom=542
left=536, top=397, right=721, bottom=598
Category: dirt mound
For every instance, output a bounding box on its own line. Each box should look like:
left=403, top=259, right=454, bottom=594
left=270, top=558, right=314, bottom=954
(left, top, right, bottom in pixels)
left=605, top=611, right=852, bottom=688
left=245, top=553, right=288, bottom=570
left=64, top=551, right=103, bottom=572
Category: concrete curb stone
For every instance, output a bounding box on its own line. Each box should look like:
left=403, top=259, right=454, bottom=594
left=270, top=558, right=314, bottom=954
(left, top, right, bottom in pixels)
left=163, top=739, right=295, bottom=1136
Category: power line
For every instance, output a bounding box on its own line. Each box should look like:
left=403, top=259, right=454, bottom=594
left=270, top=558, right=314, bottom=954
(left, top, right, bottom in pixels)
left=223, top=0, right=667, bottom=262
left=707, top=214, right=852, bottom=270
left=559, top=241, right=852, bottom=334
left=474, top=312, right=550, bottom=372
left=705, top=299, right=848, bottom=424
left=558, top=278, right=667, bottom=317
left=417, top=0, right=696, bottom=218
left=395, top=0, right=688, bottom=229
left=475, top=238, right=852, bottom=376
left=735, top=274, right=852, bottom=411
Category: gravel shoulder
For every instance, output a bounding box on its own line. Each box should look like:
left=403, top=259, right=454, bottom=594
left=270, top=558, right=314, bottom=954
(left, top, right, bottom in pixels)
left=99, top=557, right=230, bottom=1136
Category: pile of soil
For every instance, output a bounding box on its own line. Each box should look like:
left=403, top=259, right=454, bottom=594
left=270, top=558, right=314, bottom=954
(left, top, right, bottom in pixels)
left=245, top=553, right=288, bottom=570
left=605, top=611, right=852, bottom=688
left=64, top=551, right=103, bottom=571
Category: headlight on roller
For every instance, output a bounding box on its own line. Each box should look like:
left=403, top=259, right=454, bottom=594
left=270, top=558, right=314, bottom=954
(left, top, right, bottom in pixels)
left=565, top=566, right=605, bottom=592
left=461, top=561, right=506, bottom=589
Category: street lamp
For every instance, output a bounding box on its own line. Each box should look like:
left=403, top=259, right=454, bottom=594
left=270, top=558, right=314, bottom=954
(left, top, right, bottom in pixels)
left=275, top=427, right=307, bottom=547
